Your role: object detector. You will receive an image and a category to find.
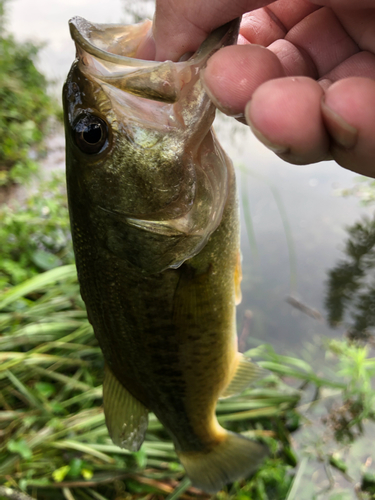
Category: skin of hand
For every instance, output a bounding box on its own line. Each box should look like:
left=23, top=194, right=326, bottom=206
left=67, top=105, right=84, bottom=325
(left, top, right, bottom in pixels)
left=136, top=0, right=375, bottom=177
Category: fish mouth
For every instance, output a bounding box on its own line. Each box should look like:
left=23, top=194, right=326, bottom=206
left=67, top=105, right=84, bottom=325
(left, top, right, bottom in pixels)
left=69, top=16, right=156, bottom=67
left=69, top=16, right=241, bottom=104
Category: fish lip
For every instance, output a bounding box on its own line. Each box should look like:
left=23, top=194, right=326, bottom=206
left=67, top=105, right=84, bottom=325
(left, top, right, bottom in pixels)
left=69, top=16, right=241, bottom=106
left=69, top=16, right=241, bottom=68
left=69, top=16, right=158, bottom=67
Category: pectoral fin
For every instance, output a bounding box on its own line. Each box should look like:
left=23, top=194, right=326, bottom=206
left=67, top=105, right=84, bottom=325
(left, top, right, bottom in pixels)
left=221, top=354, right=265, bottom=399
left=103, top=364, right=148, bottom=452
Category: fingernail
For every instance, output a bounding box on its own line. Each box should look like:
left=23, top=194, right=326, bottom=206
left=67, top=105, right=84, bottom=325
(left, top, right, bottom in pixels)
left=245, top=103, right=289, bottom=155
left=321, top=98, right=358, bottom=149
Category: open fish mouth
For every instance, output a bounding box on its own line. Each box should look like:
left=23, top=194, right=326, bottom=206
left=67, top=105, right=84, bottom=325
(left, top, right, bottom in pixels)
left=69, top=16, right=241, bottom=104
left=69, top=16, right=156, bottom=66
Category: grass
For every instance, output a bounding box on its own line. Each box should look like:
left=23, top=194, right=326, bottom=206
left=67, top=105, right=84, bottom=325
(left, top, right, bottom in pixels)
left=1, top=264, right=375, bottom=499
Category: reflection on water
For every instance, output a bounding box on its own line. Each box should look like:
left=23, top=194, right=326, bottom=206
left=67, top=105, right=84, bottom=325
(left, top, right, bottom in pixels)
left=326, top=214, right=375, bottom=343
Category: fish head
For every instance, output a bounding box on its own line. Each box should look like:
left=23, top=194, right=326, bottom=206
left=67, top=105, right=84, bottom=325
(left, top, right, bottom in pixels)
left=64, top=17, right=239, bottom=273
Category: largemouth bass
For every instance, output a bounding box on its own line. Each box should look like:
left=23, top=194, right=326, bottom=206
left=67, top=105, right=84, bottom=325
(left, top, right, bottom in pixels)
left=63, top=16, right=267, bottom=493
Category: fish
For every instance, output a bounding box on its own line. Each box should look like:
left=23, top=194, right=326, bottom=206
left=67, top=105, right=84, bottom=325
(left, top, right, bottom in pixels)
left=63, top=16, right=268, bottom=493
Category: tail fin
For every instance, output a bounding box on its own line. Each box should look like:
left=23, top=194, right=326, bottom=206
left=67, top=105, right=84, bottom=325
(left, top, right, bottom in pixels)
left=177, top=431, right=268, bottom=494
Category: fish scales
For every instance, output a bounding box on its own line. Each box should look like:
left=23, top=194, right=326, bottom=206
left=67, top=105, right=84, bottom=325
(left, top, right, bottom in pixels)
left=73, top=183, right=237, bottom=447
left=64, top=16, right=267, bottom=493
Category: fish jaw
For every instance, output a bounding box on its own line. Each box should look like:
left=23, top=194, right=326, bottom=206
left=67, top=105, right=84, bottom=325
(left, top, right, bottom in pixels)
left=64, top=18, right=240, bottom=273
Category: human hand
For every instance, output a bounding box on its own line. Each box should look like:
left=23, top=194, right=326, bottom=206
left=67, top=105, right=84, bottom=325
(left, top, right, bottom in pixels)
left=138, top=0, right=375, bottom=177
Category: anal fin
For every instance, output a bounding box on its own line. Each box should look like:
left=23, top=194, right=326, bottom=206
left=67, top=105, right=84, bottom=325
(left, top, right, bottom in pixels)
left=221, top=354, right=265, bottom=399
left=103, top=364, right=148, bottom=452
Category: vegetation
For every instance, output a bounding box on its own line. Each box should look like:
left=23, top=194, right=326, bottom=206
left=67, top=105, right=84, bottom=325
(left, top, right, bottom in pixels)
left=0, top=175, right=73, bottom=288
left=0, top=0, right=54, bottom=186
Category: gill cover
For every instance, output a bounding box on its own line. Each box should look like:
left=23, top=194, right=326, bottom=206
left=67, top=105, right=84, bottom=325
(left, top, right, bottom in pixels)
left=64, top=17, right=240, bottom=273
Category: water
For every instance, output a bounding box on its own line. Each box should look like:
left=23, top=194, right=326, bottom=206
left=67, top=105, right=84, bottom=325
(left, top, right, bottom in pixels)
left=8, top=2, right=375, bottom=496
left=215, top=117, right=364, bottom=355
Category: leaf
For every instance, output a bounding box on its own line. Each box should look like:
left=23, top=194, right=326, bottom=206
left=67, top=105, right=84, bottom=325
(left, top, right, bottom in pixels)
left=68, top=458, right=83, bottom=478
left=31, top=250, right=62, bottom=271
left=134, top=449, right=147, bottom=469
left=52, top=465, right=70, bottom=482
left=82, top=469, right=94, bottom=480
left=34, top=381, right=56, bottom=398
left=7, top=438, right=32, bottom=459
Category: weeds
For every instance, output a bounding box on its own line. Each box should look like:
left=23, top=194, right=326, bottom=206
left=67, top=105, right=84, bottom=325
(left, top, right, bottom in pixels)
left=0, top=0, right=56, bottom=187
left=0, top=174, right=72, bottom=287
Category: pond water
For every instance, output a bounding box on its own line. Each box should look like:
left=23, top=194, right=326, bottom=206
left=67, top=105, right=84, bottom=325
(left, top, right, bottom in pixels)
left=8, top=1, right=375, bottom=497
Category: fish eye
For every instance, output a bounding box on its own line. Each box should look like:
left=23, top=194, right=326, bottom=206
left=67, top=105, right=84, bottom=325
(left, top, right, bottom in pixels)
left=73, top=114, right=109, bottom=154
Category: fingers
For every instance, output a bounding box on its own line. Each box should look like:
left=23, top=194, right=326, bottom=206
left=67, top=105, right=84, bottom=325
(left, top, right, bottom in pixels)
left=308, top=0, right=375, bottom=8
left=241, top=7, right=360, bottom=78
left=245, top=77, right=329, bottom=165
left=322, top=77, right=375, bottom=177
left=285, top=8, right=359, bottom=76
left=323, top=51, right=375, bottom=82
left=153, top=0, right=273, bottom=61
left=239, top=0, right=318, bottom=45
left=241, top=76, right=375, bottom=174
left=267, top=39, right=318, bottom=78
left=201, top=44, right=285, bottom=117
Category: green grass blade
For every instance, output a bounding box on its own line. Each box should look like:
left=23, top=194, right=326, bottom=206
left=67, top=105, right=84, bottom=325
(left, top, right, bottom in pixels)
left=0, top=265, right=77, bottom=310
left=165, top=477, right=192, bottom=500
left=5, top=369, right=44, bottom=411
left=51, top=440, right=115, bottom=463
